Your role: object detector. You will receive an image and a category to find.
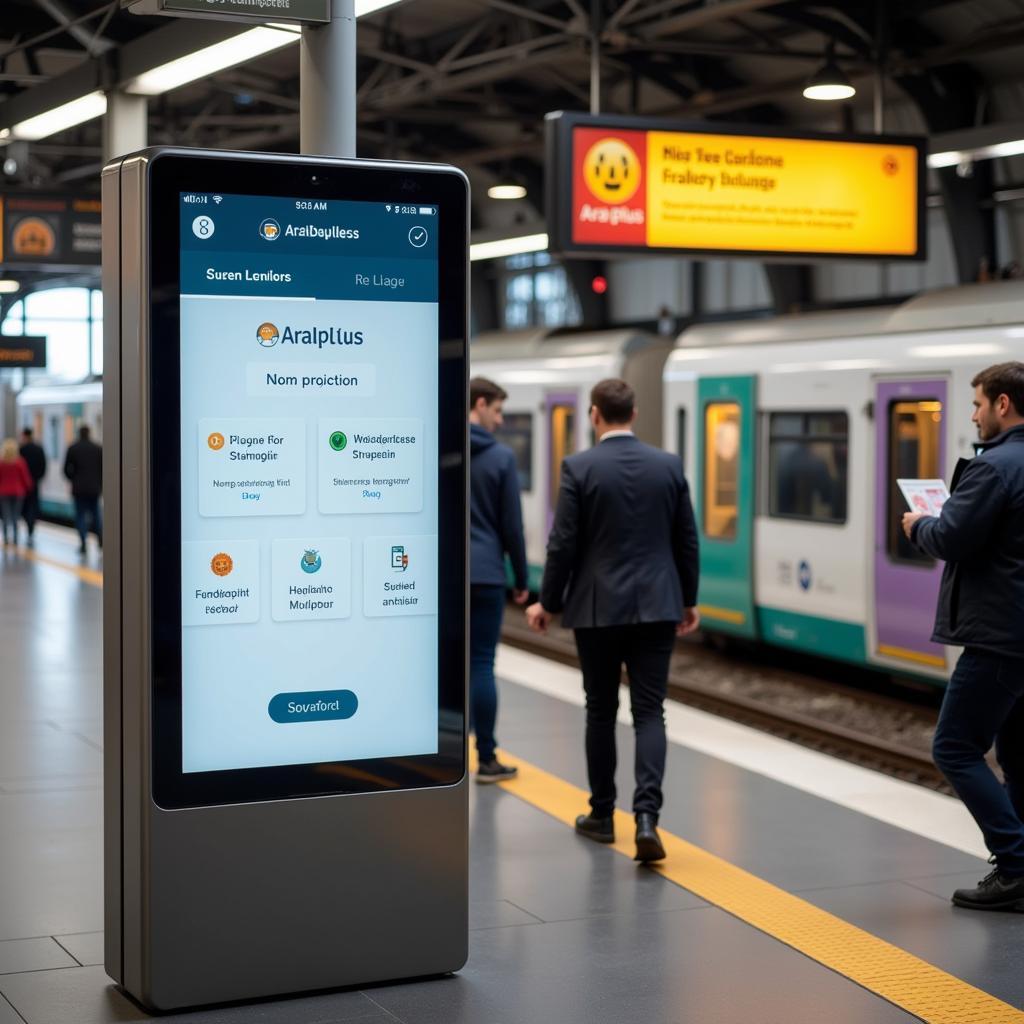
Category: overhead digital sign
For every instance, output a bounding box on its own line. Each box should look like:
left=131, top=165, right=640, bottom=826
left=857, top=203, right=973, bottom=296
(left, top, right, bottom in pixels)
left=546, top=112, right=927, bottom=261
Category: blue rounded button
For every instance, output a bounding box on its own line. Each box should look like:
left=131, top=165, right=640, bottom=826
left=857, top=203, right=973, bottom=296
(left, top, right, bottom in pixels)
left=268, top=689, right=358, bottom=724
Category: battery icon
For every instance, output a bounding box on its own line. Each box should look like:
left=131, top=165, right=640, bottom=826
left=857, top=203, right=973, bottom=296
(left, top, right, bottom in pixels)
left=418, top=206, right=436, bottom=215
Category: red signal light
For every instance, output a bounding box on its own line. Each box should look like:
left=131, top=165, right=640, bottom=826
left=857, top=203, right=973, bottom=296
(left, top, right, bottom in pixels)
left=591, top=275, right=608, bottom=295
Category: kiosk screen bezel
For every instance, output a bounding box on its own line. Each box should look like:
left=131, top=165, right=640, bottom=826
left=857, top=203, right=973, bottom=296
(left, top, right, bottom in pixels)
left=147, top=151, right=467, bottom=809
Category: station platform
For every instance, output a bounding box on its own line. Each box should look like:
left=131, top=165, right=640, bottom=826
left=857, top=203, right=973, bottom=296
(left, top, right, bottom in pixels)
left=2, top=528, right=1024, bottom=1024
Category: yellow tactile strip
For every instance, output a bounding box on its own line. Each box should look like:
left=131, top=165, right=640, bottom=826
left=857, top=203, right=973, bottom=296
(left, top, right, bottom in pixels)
left=484, top=748, right=1024, bottom=1024
left=23, top=548, right=1021, bottom=1020
left=13, top=546, right=103, bottom=588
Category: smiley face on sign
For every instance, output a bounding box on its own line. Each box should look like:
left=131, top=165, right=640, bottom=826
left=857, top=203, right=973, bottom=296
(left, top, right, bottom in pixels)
left=583, top=137, right=641, bottom=204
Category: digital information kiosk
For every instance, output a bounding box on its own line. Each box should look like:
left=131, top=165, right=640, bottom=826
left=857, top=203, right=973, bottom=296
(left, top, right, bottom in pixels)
left=102, top=148, right=469, bottom=1011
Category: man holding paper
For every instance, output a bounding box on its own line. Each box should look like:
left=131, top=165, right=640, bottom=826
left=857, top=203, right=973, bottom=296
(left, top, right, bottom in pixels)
left=902, top=362, right=1024, bottom=912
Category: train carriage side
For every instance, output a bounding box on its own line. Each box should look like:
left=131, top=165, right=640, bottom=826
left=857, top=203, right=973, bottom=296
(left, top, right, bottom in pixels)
left=15, top=381, right=103, bottom=523
left=664, top=281, right=1024, bottom=683
left=471, top=328, right=671, bottom=590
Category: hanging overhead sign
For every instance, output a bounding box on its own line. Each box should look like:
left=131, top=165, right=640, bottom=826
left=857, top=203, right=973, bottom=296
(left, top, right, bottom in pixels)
left=546, top=112, right=927, bottom=261
left=0, top=194, right=101, bottom=268
left=0, top=336, right=45, bottom=368
left=121, top=0, right=330, bottom=22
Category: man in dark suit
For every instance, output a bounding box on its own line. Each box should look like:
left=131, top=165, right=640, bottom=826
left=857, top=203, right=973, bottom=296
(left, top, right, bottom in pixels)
left=526, top=378, right=699, bottom=862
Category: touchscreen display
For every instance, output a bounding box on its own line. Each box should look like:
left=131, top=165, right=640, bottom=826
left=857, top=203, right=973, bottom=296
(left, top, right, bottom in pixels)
left=178, top=193, right=439, bottom=774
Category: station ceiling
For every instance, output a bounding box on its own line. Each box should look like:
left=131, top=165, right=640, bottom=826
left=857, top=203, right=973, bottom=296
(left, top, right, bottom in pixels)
left=2, top=0, right=1024, bottom=231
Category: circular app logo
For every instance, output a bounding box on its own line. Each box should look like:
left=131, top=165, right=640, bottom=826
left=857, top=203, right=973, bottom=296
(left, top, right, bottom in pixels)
left=256, top=322, right=279, bottom=348
left=583, top=137, right=641, bottom=204
left=12, top=217, right=56, bottom=256
left=300, top=548, right=322, bottom=574
left=259, top=218, right=281, bottom=241
left=408, top=225, right=429, bottom=248
left=210, top=552, right=233, bottom=577
left=207, top=432, right=225, bottom=451
left=329, top=431, right=347, bottom=451
left=191, top=215, right=215, bottom=240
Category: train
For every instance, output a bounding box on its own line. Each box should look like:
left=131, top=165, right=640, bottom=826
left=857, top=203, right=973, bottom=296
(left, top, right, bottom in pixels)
left=12, top=280, right=1022, bottom=683
left=472, top=280, right=1024, bottom=684
left=14, top=379, right=102, bottom=522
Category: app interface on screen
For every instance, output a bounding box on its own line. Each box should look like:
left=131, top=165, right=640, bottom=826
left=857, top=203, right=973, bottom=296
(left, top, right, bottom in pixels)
left=179, top=193, right=439, bottom=774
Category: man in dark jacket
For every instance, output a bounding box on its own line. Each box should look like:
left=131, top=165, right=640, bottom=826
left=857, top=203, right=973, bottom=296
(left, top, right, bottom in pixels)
left=904, top=361, right=1024, bottom=911
left=19, top=427, right=46, bottom=546
left=527, top=378, right=700, bottom=862
left=63, top=425, right=102, bottom=555
left=469, top=377, right=529, bottom=783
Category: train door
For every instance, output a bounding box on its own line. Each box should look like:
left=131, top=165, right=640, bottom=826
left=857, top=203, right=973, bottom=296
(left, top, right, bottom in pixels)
left=872, top=379, right=948, bottom=673
left=696, top=376, right=757, bottom=638
left=546, top=391, right=578, bottom=533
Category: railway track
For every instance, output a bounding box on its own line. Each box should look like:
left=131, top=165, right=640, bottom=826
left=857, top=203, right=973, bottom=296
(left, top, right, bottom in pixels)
left=500, top=615, right=949, bottom=793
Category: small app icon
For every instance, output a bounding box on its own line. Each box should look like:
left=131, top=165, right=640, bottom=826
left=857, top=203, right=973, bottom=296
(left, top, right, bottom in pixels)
left=192, top=215, right=215, bottom=240
left=207, top=432, right=225, bottom=451
left=391, top=545, right=409, bottom=572
left=256, top=321, right=279, bottom=348
left=408, top=225, right=428, bottom=248
left=210, top=552, right=233, bottom=577
left=300, top=548, right=322, bottom=574
left=329, top=430, right=347, bottom=452
left=259, top=218, right=281, bottom=241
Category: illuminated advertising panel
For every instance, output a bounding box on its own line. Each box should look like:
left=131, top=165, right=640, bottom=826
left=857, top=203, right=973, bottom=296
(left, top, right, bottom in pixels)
left=547, top=112, right=926, bottom=260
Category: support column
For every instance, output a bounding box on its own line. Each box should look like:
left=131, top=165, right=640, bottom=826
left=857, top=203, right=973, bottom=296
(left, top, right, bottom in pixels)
left=103, top=91, right=147, bottom=162
left=300, top=0, right=357, bottom=158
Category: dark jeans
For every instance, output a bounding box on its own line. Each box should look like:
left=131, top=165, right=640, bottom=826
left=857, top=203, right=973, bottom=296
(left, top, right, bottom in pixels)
left=74, top=496, right=102, bottom=547
left=0, top=496, right=21, bottom=542
left=22, top=489, right=39, bottom=535
left=470, top=584, right=507, bottom=763
left=574, top=622, right=676, bottom=818
left=933, top=647, right=1024, bottom=876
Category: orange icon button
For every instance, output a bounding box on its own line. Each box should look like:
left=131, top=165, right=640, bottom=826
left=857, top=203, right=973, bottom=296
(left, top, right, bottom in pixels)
left=210, top=552, right=233, bottom=577
left=207, top=432, right=225, bottom=451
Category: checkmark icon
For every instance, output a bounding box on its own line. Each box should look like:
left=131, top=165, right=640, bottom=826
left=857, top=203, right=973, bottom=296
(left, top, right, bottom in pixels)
left=408, top=225, right=428, bottom=247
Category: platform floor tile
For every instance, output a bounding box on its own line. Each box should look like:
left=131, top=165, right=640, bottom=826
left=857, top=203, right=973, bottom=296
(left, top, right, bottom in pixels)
left=52, top=933, right=104, bottom=968
left=0, top=939, right=77, bottom=977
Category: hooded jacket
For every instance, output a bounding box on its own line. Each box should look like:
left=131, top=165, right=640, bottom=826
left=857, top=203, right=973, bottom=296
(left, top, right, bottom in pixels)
left=469, top=423, right=528, bottom=590
left=912, top=423, right=1024, bottom=658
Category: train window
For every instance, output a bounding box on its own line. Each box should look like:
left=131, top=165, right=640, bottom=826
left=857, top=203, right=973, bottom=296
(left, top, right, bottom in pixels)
left=677, top=408, right=687, bottom=472
left=548, top=401, right=577, bottom=515
left=888, top=399, right=942, bottom=565
left=704, top=402, right=740, bottom=540
left=494, top=413, right=534, bottom=491
left=768, top=411, right=848, bottom=524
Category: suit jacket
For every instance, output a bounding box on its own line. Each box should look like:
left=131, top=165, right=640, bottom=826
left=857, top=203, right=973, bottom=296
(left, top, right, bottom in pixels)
left=539, top=434, right=699, bottom=628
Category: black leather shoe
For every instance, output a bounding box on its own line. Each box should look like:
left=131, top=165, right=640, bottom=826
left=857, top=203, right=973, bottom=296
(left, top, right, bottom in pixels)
left=634, top=813, right=666, bottom=863
left=575, top=813, right=614, bottom=844
left=952, top=868, right=1024, bottom=911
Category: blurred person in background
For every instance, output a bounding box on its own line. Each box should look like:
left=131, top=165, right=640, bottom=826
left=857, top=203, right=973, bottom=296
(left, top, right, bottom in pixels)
left=63, top=425, right=102, bottom=555
left=19, top=427, right=46, bottom=547
left=0, top=438, right=33, bottom=547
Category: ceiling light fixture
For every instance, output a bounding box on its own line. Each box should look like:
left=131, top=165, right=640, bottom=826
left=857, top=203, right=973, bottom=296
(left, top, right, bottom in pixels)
left=487, top=184, right=527, bottom=200
left=11, top=91, right=107, bottom=141
left=928, top=138, right=1024, bottom=169
left=802, top=43, right=855, bottom=102
left=0, top=280, right=20, bottom=294
left=126, top=26, right=298, bottom=96
left=470, top=232, right=548, bottom=262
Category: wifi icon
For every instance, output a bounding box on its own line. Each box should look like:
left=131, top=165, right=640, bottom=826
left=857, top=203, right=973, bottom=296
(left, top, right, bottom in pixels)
left=385, top=204, right=391, bottom=212
left=213, top=195, right=223, bottom=205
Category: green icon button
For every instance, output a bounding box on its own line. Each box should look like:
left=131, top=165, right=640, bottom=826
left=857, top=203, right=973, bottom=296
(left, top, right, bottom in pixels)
left=329, top=431, right=347, bottom=451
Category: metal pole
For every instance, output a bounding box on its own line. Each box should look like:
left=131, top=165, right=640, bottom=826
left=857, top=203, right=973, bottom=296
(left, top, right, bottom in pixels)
left=103, top=90, right=147, bottom=162
left=873, top=0, right=886, bottom=133
left=590, top=0, right=602, bottom=115
left=300, top=0, right=357, bottom=158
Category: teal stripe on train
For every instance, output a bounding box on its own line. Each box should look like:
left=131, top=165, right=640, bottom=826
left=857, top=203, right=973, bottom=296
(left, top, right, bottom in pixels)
left=756, top=606, right=866, bottom=665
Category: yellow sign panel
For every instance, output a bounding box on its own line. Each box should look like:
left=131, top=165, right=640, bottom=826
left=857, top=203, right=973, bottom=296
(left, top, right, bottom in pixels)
left=645, top=131, right=919, bottom=256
